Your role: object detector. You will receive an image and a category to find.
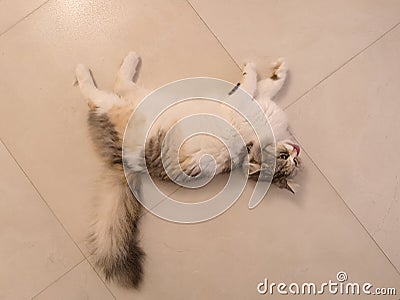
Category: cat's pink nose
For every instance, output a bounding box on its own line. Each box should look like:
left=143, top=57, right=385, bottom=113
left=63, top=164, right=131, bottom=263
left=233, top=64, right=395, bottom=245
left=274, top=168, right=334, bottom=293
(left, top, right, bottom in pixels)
left=289, top=143, right=300, bottom=156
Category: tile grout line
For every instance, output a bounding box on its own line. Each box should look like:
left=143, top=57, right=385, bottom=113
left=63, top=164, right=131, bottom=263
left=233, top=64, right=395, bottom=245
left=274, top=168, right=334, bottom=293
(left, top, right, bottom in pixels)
left=185, top=0, right=242, bottom=71
left=2, top=1, right=397, bottom=294
left=30, top=258, right=86, bottom=299
left=138, top=185, right=182, bottom=218
left=0, top=0, right=52, bottom=37
left=284, top=21, right=400, bottom=111
left=146, top=5, right=400, bottom=255
left=84, top=257, right=117, bottom=300
left=0, top=138, right=89, bottom=257
left=281, top=19, right=400, bottom=276
left=293, top=135, right=400, bottom=278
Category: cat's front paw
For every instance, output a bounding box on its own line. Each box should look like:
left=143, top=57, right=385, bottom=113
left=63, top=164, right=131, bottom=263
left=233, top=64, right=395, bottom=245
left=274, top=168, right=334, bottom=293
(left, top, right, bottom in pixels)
left=270, top=58, right=288, bottom=80
left=242, top=62, right=256, bottom=75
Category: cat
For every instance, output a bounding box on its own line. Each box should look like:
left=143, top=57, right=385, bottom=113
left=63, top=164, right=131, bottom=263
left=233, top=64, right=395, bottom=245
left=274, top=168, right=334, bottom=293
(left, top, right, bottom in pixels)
left=74, top=51, right=301, bottom=287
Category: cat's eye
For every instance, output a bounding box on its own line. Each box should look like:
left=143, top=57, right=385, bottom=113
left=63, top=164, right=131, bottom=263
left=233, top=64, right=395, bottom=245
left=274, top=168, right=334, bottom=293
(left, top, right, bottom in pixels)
left=279, top=153, right=289, bottom=160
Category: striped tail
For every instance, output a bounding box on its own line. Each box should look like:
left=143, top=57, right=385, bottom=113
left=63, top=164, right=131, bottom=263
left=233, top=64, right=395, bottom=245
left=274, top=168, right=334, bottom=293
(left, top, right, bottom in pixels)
left=87, top=109, right=145, bottom=287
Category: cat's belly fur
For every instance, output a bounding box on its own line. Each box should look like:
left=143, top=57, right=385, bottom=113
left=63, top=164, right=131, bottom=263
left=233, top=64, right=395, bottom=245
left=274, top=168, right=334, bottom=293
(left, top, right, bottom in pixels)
left=119, top=96, right=287, bottom=181
left=144, top=129, right=234, bottom=181
left=135, top=100, right=243, bottom=181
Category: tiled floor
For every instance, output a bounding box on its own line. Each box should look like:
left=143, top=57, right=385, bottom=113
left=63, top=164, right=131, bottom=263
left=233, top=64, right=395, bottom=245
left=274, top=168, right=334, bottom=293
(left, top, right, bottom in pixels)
left=0, top=1, right=399, bottom=299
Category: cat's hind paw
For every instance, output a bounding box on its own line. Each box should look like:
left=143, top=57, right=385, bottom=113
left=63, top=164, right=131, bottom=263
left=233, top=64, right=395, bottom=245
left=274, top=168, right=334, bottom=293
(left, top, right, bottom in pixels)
left=74, top=64, right=93, bottom=86
left=117, top=51, right=140, bottom=81
left=124, top=51, right=140, bottom=65
left=121, top=51, right=140, bottom=71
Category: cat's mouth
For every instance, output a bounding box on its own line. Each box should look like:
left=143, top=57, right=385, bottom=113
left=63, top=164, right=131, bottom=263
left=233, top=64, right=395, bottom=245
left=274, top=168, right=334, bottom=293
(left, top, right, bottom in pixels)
left=288, top=143, right=300, bottom=156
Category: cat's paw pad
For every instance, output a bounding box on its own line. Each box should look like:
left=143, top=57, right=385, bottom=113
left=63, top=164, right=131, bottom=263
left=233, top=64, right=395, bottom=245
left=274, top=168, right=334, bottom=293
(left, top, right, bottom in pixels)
left=271, top=58, right=288, bottom=80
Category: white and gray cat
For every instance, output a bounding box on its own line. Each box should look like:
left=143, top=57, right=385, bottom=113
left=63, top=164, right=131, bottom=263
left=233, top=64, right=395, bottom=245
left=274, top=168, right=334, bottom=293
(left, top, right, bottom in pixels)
left=74, top=52, right=301, bottom=287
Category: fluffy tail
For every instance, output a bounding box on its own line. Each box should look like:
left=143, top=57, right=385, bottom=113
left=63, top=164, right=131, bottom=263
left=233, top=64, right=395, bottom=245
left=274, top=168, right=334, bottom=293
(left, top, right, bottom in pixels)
left=87, top=109, right=145, bottom=287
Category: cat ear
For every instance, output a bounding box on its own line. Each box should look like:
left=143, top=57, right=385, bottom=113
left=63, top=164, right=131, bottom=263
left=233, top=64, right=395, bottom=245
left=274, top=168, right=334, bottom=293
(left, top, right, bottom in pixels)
left=276, top=178, right=295, bottom=193
left=284, top=180, right=295, bottom=194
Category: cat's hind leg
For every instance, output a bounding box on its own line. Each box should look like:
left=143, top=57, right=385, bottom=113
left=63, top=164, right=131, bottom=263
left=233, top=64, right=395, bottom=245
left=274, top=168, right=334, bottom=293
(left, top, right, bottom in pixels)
left=257, top=59, right=288, bottom=99
left=75, top=64, right=124, bottom=112
left=114, top=52, right=146, bottom=99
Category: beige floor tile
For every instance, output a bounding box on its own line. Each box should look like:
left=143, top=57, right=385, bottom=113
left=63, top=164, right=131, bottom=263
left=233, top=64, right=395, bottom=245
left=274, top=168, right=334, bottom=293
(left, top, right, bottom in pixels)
left=2, top=0, right=399, bottom=298
left=188, top=0, right=400, bottom=108
left=0, top=141, right=83, bottom=300
left=33, top=260, right=114, bottom=300
left=286, top=25, right=400, bottom=271
left=0, top=0, right=47, bottom=34
left=104, top=153, right=400, bottom=299
left=0, top=0, right=239, bottom=254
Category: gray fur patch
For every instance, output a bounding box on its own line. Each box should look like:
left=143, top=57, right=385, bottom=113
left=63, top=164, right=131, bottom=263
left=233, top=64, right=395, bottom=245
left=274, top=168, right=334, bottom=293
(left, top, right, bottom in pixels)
left=88, top=110, right=123, bottom=166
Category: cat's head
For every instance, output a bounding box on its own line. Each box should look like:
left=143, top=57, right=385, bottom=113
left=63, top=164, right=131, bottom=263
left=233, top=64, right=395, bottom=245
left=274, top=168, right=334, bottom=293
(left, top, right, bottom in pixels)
left=246, top=140, right=301, bottom=193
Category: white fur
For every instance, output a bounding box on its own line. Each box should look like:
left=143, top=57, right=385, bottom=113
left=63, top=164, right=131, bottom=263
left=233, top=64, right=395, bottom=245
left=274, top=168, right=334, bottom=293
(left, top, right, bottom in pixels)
left=75, top=53, right=291, bottom=179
